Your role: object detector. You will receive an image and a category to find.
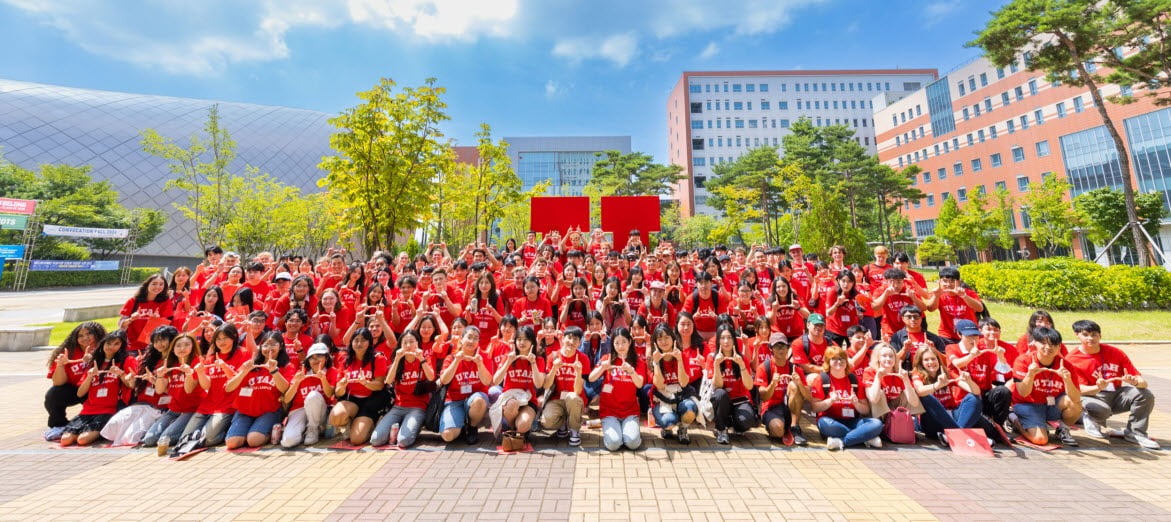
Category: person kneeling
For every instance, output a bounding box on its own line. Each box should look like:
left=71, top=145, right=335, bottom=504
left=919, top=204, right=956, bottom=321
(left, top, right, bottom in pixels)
left=809, top=346, right=882, bottom=450
left=225, top=332, right=292, bottom=449
left=488, top=326, right=545, bottom=444
left=1067, top=320, right=1159, bottom=450
left=590, top=328, right=647, bottom=451
left=1010, top=327, right=1082, bottom=446
left=755, top=333, right=811, bottom=445
left=438, top=327, right=493, bottom=445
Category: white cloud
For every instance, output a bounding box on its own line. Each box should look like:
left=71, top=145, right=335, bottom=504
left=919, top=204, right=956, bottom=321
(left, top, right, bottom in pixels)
left=698, top=42, right=719, bottom=60
left=923, top=0, right=961, bottom=26
left=552, top=32, right=638, bottom=67
left=649, top=0, right=826, bottom=38
left=544, top=79, right=563, bottom=98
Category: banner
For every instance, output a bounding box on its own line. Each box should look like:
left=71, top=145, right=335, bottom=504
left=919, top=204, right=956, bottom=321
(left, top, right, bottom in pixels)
left=0, top=214, right=28, bottom=231
left=0, top=198, right=36, bottom=215
left=42, top=224, right=129, bottom=239
left=29, top=260, right=120, bottom=271
left=0, top=245, right=26, bottom=260
left=600, top=196, right=661, bottom=250
left=530, top=197, right=590, bottom=237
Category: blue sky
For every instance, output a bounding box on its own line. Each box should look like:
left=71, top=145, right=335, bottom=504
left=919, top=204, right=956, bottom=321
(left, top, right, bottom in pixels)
left=0, top=0, right=1001, bottom=163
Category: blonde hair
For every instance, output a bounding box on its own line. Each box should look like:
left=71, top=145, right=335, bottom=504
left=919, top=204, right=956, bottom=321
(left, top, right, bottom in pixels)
left=867, top=342, right=898, bottom=371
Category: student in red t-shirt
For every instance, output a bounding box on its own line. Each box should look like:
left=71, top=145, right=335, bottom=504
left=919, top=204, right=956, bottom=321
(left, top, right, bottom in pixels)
left=328, top=328, right=390, bottom=446
left=1013, top=310, right=1069, bottom=357
left=511, top=276, right=554, bottom=330
left=863, top=344, right=924, bottom=430
left=465, top=272, right=506, bottom=346
left=43, top=322, right=106, bottom=442
left=683, top=272, right=727, bottom=341
left=639, top=281, right=677, bottom=337
left=650, top=325, right=697, bottom=444
left=755, top=333, right=811, bottom=445
left=809, top=345, right=882, bottom=451
left=950, top=318, right=1015, bottom=431
left=823, top=270, right=862, bottom=347
left=119, top=274, right=175, bottom=354
left=870, top=269, right=927, bottom=338
left=924, top=267, right=985, bottom=344
left=183, top=323, right=251, bottom=447
left=540, top=326, right=591, bottom=446
left=791, top=314, right=831, bottom=375
left=99, top=325, right=178, bottom=446
left=224, top=331, right=292, bottom=449
left=767, top=276, right=809, bottom=340
left=281, top=342, right=337, bottom=448
left=439, top=326, right=493, bottom=444
left=590, top=327, right=647, bottom=451
left=1066, top=320, right=1158, bottom=449
left=912, top=343, right=984, bottom=446
left=1010, top=327, right=1083, bottom=446
left=60, top=330, right=138, bottom=447
left=371, top=330, right=434, bottom=449
left=707, top=325, right=758, bottom=444
left=142, top=333, right=202, bottom=454
left=490, top=326, right=546, bottom=440
left=312, top=289, right=348, bottom=347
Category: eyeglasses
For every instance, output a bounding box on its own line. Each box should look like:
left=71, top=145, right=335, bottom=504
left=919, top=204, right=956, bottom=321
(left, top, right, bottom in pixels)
left=828, top=358, right=847, bottom=364
left=902, top=315, right=922, bottom=319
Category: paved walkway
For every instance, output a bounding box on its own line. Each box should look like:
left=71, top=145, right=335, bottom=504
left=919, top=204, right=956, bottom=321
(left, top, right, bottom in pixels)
left=0, top=286, right=134, bottom=327
left=1, top=346, right=1170, bottom=521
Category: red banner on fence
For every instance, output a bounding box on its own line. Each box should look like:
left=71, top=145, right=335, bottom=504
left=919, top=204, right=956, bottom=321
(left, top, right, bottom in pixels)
left=530, top=197, right=590, bottom=237
left=600, top=196, right=661, bottom=251
left=0, top=198, right=36, bottom=215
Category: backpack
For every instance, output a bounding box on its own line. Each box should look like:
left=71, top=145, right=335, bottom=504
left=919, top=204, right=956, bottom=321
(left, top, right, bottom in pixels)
left=819, top=371, right=858, bottom=399
left=689, top=289, right=719, bottom=316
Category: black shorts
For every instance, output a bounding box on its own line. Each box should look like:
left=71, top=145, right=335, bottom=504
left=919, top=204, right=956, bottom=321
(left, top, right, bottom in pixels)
left=762, top=403, right=791, bottom=430
left=344, top=390, right=390, bottom=419
left=63, top=413, right=113, bottom=434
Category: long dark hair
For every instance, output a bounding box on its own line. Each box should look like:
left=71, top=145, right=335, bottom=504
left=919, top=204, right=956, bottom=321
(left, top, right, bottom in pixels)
left=651, top=324, right=678, bottom=375
left=140, top=325, right=179, bottom=374
left=46, top=321, right=106, bottom=367
left=393, top=329, right=424, bottom=382
left=714, top=324, right=743, bottom=380
left=609, top=327, right=638, bottom=367
left=134, top=274, right=169, bottom=303
left=675, top=311, right=704, bottom=350
left=471, top=272, right=500, bottom=309
left=835, top=269, right=859, bottom=301
left=343, top=263, right=366, bottom=291
left=255, top=330, right=291, bottom=367
left=346, top=328, right=377, bottom=368
left=93, top=330, right=129, bottom=370
left=209, top=323, right=241, bottom=361
left=771, top=275, right=798, bottom=306
left=514, top=325, right=539, bottom=356
left=198, top=285, right=228, bottom=318
left=565, top=277, right=591, bottom=320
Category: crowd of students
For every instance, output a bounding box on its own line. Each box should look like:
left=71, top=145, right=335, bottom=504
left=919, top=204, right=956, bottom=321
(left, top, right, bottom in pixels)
left=42, top=228, right=1160, bottom=454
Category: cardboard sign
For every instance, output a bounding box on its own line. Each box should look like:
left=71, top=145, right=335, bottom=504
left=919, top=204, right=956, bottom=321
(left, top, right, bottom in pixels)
left=530, top=197, right=590, bottom=237
left=945, top=428, right=994, bottom=457
left=600, top=196, right=660, bottom=250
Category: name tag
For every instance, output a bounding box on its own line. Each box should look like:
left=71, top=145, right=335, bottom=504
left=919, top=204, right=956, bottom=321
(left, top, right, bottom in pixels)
left=841, top=315, right=850, bottom=323
left=1046, top=396, right=1055, bottom=406
left=602, top=384, right=614, bottom=394
left=460, top=384, right=472, bottom=395
left=239, top=387, right=254, bottom=397
left=158, top=396, right=171, bottom=405
left=560, top=391, right=576, bottom=400
left=478, top=321, right=488, bottom=328
left=96, top=388, right=109, bottom=398
left=841, top=407, right=855, bottom=418
left=144, top=387, right=156, bottom=396
left=995, top=373, right=1006, bottom=382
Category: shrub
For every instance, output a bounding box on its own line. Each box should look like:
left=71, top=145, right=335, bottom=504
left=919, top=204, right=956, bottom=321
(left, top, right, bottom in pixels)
left=960, top=257, right=1171, bottom=310
left=0, top=266, right=160, bottom=290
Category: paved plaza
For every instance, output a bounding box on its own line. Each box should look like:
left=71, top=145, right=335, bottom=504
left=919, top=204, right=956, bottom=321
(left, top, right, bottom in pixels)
left=0, top=343, right=1169, bottom=521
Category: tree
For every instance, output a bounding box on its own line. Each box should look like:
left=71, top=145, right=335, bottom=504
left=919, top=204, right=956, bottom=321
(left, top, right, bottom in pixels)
left=917, top=235, right=956, bottom=265
left=970, top=0, right=1171, bottom=265
left=798, top=183, right=869, bottom=264
left=937, top=191, right=1001, bottom=256
left=935, top=197, right=964, bottom=248
left=707, top=146, right=784, bottom=244
left=674, top=214, right=721, bottom=248
left=141, top=104, right=237, bottom=250
left=464, top=124, right=521, bottom=243
left=709, top=184, right=763, bottom=246
left=992, top=187, right=1018, bottom=253
left=1074, top=186, right=1167, bottom=261
left=494, top=181, right=551, bottom=244
left=319, top=78, right=450, bottom=254
left=583, top=150, right=683, bottom=225
left=869, top=165, right=924, bottom=247
left=1022, top=175, right=1083, bottom=254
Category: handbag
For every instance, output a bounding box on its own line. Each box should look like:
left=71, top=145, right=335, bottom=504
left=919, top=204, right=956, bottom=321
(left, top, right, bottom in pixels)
left=423, top=384, right=448, bottom=433
left=883, top=407, right=916, bottom=444
left=695, top=376, right=714, bottom=425
left=501, top=430, right=527, bottom=452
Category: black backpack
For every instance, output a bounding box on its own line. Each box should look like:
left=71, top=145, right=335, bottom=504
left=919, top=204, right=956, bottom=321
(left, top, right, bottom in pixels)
left=819, top=371, right=858, bottom=399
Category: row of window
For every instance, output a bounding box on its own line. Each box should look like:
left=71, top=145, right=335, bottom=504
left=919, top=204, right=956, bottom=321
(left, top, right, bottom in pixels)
left=694, top=99, right=875, bottom=113
left=901, top=137, right=1050, bottom=172
left=955, top=56, right=1021, bottom=97
left=911, top=173, right=1047, bottom=210
left=695, top=117, right=873, bottom=131
left=688, top=81, right=894, bottom=95
left=692, top=132, right=872, bottom=154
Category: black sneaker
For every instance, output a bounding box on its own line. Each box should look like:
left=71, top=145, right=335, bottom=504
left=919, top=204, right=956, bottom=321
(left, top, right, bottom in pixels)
left=553, top=428, right=569, bottom=439
left=661, top=427, right=676, bottom=440
left=937, top=432, right=950, bottom=448
left=1055, top=425, right=1078, bottom=447
left=463, top=425, right=480, bottom=445
left=677, top=425, right=690, bottom=445
left=790, top=425, right=808, bottom=446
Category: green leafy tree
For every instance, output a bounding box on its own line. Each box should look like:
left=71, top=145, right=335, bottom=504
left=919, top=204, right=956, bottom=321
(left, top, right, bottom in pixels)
left=1023, top=175, right=1083, bottom=254
left=970, top=0, right=1171, bottom=265
left=707, top=146, right=784, bottom=244
left=917, top=235, right=956, bottom=265
left=710, top=184, right=763, bottom=246
left=870, top=165, right=924, bottom=247
left=674, top=214, right=721, bottom=248
left=464, top=124, right=521, bottom=242
left=935, top=197, right=963, bottom=248
left=799, top=183, right=868, bottom=264
left=495, top=181, right=551, bottom=244
left=993, top=187, right=1018, bottom=252
left=141, top=104, right=237, bottom=250
left=583, top=150, right=683, bottom=225
left=319, top=78, right=450, bottom=254
left=1074, top=186, right=1167, bottom=261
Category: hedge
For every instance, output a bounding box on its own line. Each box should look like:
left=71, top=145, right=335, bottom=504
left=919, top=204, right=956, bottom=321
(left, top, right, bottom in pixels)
left=0, top=266, right=161, bottom=290
left=960, top=257, right=1171, bottom=310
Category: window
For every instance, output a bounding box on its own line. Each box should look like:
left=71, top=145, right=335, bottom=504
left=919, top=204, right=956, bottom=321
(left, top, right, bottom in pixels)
left=1007, top=119, right=1016, bottom=133
left=1073, top=96, right=1084, bottom=113
left=735, top=137, right=742, bottom=146
left=733, top=101, right=743, bottom=110
left=978, top=129, right=986, bottom=142
left=706, top=101, right=712, bottom=111
left=942, top=192, right=951, bottom=201
left=852, top=100, right=858, bottom=109
left=746, top=102, right=752, bottom=110
left=1010, top=61, right=1018, bottom=73
left=689, top=84, right=702, bottom=94
left=1021, top=208, right=1032, bottom=228
left=916, top=104, right=922, bottom=116
left=934, top=144, right=941, bottom=155
left=1034, top=109, right=1044, bottom=125
left=735, top=119, right=745, bottom=128
left=896, top=136, right=901, bottom=146
left=1017, top=175, right=1030, bottom=191
left=990, top=126, right=998, bottom=139
left=980, top=73, right=988, bottom=86
left=732, top=84, right=742, bottom=92
left=984, top=98, right=993, bottom=112
left=695, top=176, right=706, bottom=188
left=1028, top=79, right=1038, bottom=96
left=717, top=137, right=723, bottom=147
left=973, top=104, right=981, bottom=116
left=885, top=82, right=891, bottom=90
left=761, top=101, right=771, bottom=110
left=707, top=120, right=713, bottom=128
left=1012, top=146, right=1025, bottom=162
left=690, top=102, right=702, bottom=113
left=692, top=138, right=704, bottom=150
left=759, top=84, right=768, bottom=92
left=971, top=158, right=983, bottom=172
left=967, top=133, right=974, bottom=146
left=943, top=141, right=950, bottom=153
left=958, top=82, right=966, bottom=96
left=779, top=101, right=788, bottom=110
left=1057, top=102, right=1066, bottom=118
left=833, top=101, right=839, bottom=109
left=953, top=162, right=964, bottom=176
left=977, top=185, right=986, bottom=195
left=1035, top=140, right=1050, bottom=157
left=723, top=84, right=729, bottom=92
left=1002, top=92, right=1011, bottom=106
left=997, top=67, right=1005, bottom=79
left=969, top=77, right=977, bottom=91
left=815, top=101, right=821, bottom=109
left=927, top=194, right=935, bottom=207
left=1020, top=115, right=1029, bottom=130
left=938, top=167, right=947, bottom=181
left=692, top=157, right=705, bottom=166
left=953, top=137, right=960, bottom=150
left=748, top=120, right=758, bottom=128
left=963, top=107, right=970, bottom=120
left=923, top=170, right=932, bottom=183
left=781, top=84, right=786, bottom=92
left=957, top=187, right=968, bottom=202
left=1015, top=86, right=1024, bottom=101
left=991, top=153, right=1002, bottom=167
left=691, top=120, right=704, bottom=129
left=746, top=84, right=755, bottom=92
left=780, top=119, right=790, bottom=128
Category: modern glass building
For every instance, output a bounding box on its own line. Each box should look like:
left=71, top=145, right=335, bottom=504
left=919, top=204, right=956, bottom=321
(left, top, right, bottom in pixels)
left=506, top=136, right=632, bottom=196
left=0, top=78, right=334, bottom=266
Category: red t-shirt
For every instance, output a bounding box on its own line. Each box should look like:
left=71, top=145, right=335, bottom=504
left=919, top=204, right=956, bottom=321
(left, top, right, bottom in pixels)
left=465, top=295, right=504, bottom=343
left=233, top=365, right=295, bottom=417
left=863, top=263, right=890, bottom=287
left=80, top=357, right=140, bottom=416
left=511, top=296, right=553, bottom=329
left=706, top=354, right=751, bottom=400
left=546, top=350, right=591, bottom=401
left=809, top=372, right=864, bottom=420
left=134, top=356, right=167, bottom=408
left=862, top=367, right=908, bottom=404
left=791, top=335, right=829, bottom=368
left=639, top=300, right=676, bottom=336
left=501, top=357, right=546, bottom=398
left=769, top=301, right=806, bottom=339
left=729, top=299, right=766, bottom=333
left=653, top=356, right=688, bottom=387
left=197, top=350, right=251, bottom=415
left=163, top=366, right=203, bottom=413
left=1011, top=353, right=1068, bottom=404
left=282, top=332, right=315, bottom=369
left=912, top=372, right=966, bottom=409
left=936, top=288, right=981, bottom=339
left=598, top=356, right=649, bottom=418
left=289, top=368, right=339, bottom=411
left=390, top=357, right=431, bottom=410
left=443, top=355, right=489, bottom=402
left=824, top=289, right=861, bottom=337
left=479, top=339, right=511, bottom=376
left=680, top=345, right=708, bottom=383
left=341, top=354, right=389, bottom=399
left=47, top=347, right=90, bottom=387
left=119, top=298, right=175, bottom=350
left=425, top=285, right=465, bottom=327
left=872, top=285, right=914, bottom=336
left=946, top=342, right=1004, bottom=392
left=754, top=358, right=805, bottom=413
left=1064, top=344, right=1140, bottom=388
left=682, top=292, right=727, bottom=333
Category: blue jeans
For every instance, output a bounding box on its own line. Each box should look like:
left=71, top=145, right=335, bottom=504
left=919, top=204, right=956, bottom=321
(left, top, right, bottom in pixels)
left=439, top=392, right=489, bottom=432
left=371, top=406, right=425, bottom=447
left=182, top=413, right=232, bottom=446
left=142, top=410, right=193, bottom=447
left=652, top=398, right=698, bottom=428
left=1014, top=400, right=1063, bottom=430
left=817, top=416, right=883, bottom=447
left=226, top=411, right=281, bottom=440
left=919, top=394, right=982, bottom=437
left=602, top=415, right=641, bottom=451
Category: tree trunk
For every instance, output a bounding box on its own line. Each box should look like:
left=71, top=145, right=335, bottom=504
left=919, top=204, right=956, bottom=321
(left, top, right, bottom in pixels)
left=1059, top=32, right=1150, bottom=266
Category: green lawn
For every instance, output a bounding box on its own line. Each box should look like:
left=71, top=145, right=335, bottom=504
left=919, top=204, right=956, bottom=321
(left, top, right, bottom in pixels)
left=33, top=317, right=120, bottom=347
left=939, top=301, right=1171, bottom=341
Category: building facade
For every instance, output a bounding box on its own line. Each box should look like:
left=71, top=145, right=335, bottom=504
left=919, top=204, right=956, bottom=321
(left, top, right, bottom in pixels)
left=874, top=56, right=1171, bottom=267
left=666, top=69, right=938, bottom=217
left=505, top=136, right=632, bottom=196
left=0, top=78, right=334, bottom=267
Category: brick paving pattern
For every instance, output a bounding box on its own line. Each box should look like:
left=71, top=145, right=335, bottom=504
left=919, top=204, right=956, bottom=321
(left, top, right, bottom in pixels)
left=0, top=345, right=1169, bottom=521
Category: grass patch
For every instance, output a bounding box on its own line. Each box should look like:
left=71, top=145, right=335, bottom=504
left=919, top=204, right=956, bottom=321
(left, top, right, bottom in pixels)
left=32, top=317, right=120, bottom=347
left=927, top=301, right=1171, bottom=341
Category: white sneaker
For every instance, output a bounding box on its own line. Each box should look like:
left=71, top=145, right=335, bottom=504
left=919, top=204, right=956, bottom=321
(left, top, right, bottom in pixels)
left=1124, top=430, right=1161, bottom=450
left=826, top=437, right=844, bottom=451
left=865, top=436, right=883, bottom=449
left=304, top=427, right=320, bottom=446
left=1082, top=414, right=1104, bottom=439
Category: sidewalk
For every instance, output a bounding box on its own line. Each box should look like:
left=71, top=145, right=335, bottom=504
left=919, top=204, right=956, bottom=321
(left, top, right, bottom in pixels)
left=0, top=286, right=134, bottom=327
